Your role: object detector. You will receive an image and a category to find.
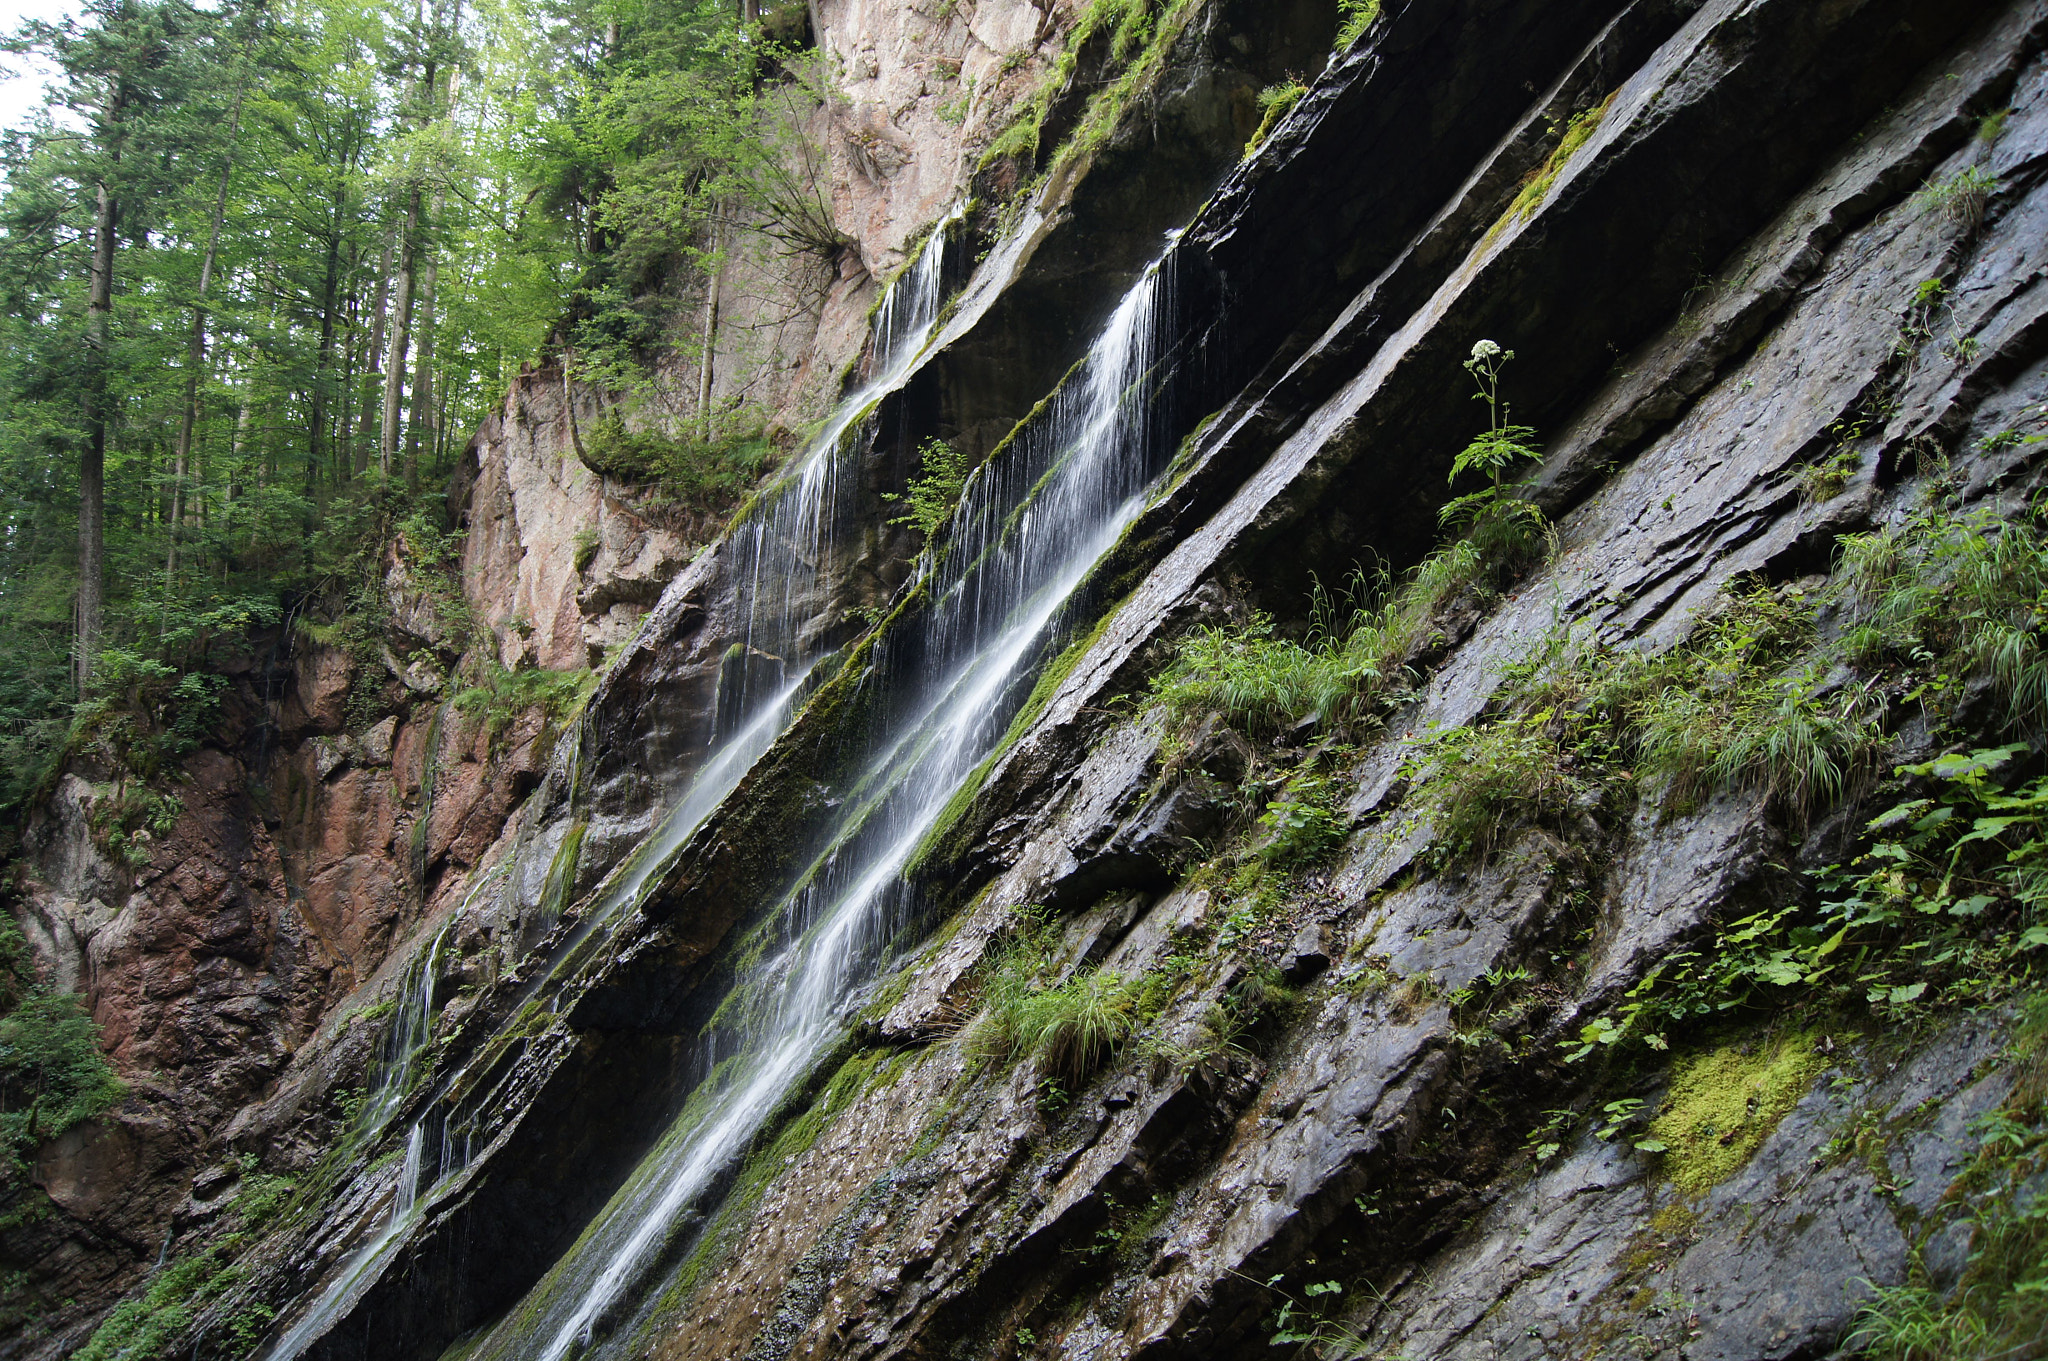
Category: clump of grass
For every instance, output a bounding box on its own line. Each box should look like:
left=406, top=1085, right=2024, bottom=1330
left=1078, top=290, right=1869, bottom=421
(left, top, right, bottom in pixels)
left=1915, top=164, right=1998, bottom=230
left=967, top=912, right=1140, bottom=1083
left=1625, top=585, right=1877, bottom=820
left=1400, top=709, right=1591, bottom=862
left=1150, top=606, right=1391, bottom=737
left=1832, top=508, right=2048, bottom=729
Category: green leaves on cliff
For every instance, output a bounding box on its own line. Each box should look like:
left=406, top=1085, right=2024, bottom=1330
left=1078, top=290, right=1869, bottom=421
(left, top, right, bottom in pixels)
left=967, top=911, right=1141, bottom=1084
left=883, top=437, right=974, bottom=543
left=1155, top=345, right=1547, bottom=737
left=0, top=982, right=124, bottom=1163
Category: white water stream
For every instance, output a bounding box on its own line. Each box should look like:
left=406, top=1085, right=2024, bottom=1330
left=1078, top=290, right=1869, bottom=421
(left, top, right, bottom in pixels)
left=464, top=258, right=1173, bottom=1361
left=259, top=226, right=958, bottom=1361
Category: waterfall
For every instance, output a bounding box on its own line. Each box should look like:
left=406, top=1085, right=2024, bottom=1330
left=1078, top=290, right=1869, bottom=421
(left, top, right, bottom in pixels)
left=257, top=223, right=957, bottom=1361
left=462, top=255, right=1176, bottom=1361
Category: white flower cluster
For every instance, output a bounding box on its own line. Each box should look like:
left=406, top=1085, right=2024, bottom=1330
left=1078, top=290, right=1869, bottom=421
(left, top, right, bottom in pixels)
left=1470, top=339, right=1503, bottom=361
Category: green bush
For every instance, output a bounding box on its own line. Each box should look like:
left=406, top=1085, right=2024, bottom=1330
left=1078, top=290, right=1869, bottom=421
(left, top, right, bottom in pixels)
left=578, top=413, right=773, bottom=513
left=1401, top=710, right=1591, bottom=862
left=883, top=437, right=973, bottom=542
left=0, top=989, right=125, bottom=1159
left=451, top=661, right=596, bottom=737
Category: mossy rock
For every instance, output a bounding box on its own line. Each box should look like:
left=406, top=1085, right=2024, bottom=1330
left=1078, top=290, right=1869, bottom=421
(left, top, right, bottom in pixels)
left=1647, top=1029, right=1824, bottom=1198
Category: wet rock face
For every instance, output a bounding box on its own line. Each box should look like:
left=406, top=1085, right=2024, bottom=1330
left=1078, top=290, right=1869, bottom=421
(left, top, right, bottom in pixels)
left=20, top=0, right=2048, bottom=1358
left=593, top=4, right=2048, bottom=1361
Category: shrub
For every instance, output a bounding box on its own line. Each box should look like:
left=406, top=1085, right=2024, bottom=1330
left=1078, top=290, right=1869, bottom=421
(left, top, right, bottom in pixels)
left=1401, top=710, right=1590, bottom=862
left=578, top=413, right=773, bottom=513
left=0, top=990, right=126, bottom=1158
left=883, top=437, right=974, bottom=543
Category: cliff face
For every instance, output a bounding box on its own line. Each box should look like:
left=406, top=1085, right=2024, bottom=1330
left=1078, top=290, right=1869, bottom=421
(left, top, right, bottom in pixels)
left=9, top=0, right=2048, bottom=1358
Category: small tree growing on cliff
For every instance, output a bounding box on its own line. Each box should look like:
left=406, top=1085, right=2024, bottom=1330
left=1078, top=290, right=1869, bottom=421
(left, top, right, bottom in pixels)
left=884, top=437, right=974, bottom=544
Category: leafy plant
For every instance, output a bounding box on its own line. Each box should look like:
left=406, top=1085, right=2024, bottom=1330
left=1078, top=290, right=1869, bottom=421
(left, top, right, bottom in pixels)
left=1246, top=79, right=1306, bottom=155
left=1257, top=768, right=1348, bottom=867
left=884, top=437, right=974, bottom=543
left=1441, top=341, right=1545, bottom=567
left=1335, top=0, right=1381, bottom=50
left=0, top=990, right=126, bottom=1159
left=1568, top=745, right=2048, bottom=1061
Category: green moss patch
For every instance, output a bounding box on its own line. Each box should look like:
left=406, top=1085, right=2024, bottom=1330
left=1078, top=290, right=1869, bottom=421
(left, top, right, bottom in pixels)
left=1648, top=1030, right=1823, bottom=1197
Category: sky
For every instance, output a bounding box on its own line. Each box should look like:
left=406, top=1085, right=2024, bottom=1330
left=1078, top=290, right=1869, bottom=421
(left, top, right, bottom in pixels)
left=0, top=0, right=79, bottom=133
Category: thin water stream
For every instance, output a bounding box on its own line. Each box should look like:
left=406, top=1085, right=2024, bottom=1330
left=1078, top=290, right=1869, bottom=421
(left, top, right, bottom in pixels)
left=462, top=257, right=1177, bottom=1361
left=258, top=225, right=958, bottom=1361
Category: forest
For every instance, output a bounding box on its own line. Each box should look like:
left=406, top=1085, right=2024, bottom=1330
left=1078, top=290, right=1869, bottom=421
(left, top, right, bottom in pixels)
left=0, top=0, right=818, bottom=811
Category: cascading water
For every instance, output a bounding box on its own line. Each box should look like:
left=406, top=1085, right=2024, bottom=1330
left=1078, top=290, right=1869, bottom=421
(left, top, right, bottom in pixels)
left=257, top=223, right=958, bottom=1361
left=461, top=254, right=1179, bottom=1361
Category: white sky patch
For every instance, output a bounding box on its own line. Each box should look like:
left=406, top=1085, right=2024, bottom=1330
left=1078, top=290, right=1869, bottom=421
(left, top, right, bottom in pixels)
left=0, top=0, right=81, bottom=135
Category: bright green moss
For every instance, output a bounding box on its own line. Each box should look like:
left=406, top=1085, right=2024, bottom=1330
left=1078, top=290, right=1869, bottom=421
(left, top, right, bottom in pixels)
left=1647, top=1030, right=1824, bottom=1197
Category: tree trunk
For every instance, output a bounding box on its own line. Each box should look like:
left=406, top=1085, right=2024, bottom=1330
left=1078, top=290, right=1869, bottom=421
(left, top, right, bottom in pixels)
left=379, top=191, right=420, bottom=477
left=408, top=178, right=446, bottom=490
left=698, top=214, right=724, bottom=443
left=169, top=80, right=246, bottom=582
left=562, top=353, right=586, bottom=462
left=79, top=164, right=121, bottom=694
left=357, top=220, right=396, bottom=476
